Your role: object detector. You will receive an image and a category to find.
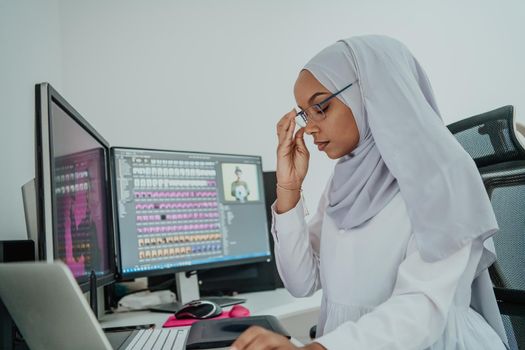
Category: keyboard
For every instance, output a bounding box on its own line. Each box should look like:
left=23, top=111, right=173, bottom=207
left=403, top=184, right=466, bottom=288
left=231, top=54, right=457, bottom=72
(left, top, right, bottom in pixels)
left=124, top=328, right=188, bottom=350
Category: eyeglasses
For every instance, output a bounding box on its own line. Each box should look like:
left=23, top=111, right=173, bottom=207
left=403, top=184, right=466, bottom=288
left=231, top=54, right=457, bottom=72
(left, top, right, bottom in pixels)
left=295, top=81, right=355, bottom=127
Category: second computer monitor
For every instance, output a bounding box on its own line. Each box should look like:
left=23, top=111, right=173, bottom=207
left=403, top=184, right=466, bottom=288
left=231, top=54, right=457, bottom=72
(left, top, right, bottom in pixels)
left=35, top=83, right=115, bottom=291
left=111, top=147, right=271, bottom=278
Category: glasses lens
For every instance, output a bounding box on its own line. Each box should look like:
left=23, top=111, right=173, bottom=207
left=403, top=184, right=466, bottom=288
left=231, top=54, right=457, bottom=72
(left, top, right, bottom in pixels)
left=295, top=113, right=307, bottom=128
left=308, top=105, right=325, bottom=122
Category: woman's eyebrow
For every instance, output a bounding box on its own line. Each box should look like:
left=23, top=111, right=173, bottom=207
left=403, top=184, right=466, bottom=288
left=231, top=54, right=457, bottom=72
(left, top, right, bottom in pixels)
left=298, top=91, right=330, bottom=110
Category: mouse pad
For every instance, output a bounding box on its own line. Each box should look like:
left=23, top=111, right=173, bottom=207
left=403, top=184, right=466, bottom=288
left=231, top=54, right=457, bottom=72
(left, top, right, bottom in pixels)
left=185, top=315, right=290, bottom=349
left=163, top=310, right=238, bottom=327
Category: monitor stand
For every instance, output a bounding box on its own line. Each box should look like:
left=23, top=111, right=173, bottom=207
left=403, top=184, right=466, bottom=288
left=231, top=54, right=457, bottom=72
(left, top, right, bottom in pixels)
left=88, top=271, right=107, bottom=320
left=89, top=270, right=98, bottom=318
left=176, top=271, right=200, bottom=304
left=149, top=271, right=246, bottom=313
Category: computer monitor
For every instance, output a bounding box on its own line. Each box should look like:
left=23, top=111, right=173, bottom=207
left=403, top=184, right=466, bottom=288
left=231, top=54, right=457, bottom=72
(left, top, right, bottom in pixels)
left=111, top=147, right=271, bottom=302
left=34, top=83, right=116, bottom=292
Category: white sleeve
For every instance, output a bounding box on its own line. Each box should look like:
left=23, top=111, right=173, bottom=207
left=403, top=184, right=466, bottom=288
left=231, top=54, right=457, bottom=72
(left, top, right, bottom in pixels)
left=270, top=185, right=329, bottom=298
left=315, top=239, right=481, bottom=350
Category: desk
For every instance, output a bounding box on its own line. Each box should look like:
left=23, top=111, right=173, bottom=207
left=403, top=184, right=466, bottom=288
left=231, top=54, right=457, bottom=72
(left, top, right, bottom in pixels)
left=100, top=288, right=322, bottom=346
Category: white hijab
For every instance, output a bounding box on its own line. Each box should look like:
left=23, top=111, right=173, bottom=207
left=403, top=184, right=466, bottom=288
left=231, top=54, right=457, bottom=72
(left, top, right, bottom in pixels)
left=304, top=35, right=498, bottom=263
left=304, top=35, right=508, bottom=346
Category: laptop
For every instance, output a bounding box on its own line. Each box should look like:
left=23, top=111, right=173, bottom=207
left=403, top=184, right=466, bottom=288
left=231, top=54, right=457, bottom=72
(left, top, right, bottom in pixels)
left=0, top=262, right=187, bottom=350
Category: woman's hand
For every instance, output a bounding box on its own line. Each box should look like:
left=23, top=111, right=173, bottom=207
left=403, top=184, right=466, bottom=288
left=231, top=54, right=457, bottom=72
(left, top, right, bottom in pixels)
left=275, top=109, right=310, bottom=213
left=276, top=109, right=310, bottom=189
left=230, top=326, right=325, bottom=350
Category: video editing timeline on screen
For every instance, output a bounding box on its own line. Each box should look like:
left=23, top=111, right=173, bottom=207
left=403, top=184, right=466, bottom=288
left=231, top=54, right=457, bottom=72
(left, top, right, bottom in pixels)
left=114, top=148, right=272, bottom=276
left=133, top=157, right=223, bottom=264
left=53, top=149, right=108, bottom=279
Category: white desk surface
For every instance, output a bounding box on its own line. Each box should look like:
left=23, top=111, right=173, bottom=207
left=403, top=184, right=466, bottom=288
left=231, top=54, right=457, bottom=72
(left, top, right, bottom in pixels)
left=99, top=288, right=322, bottom=346
left=100, top=288, right=322, bottom=327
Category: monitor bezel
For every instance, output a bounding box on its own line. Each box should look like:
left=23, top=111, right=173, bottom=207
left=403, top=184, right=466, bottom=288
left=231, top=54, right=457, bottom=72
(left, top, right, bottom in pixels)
left=35, top=83, right=117, bottom=292
left=110, top=146, right=272, bottom=280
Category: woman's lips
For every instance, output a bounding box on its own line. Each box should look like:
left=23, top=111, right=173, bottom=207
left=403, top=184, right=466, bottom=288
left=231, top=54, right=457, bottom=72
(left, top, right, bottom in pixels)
left=316, top=141, right=329, bottom=151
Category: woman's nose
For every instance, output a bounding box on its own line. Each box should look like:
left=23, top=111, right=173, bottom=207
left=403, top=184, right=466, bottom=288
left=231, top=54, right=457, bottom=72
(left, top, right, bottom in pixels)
left=304, top=122, right=319, bottom=135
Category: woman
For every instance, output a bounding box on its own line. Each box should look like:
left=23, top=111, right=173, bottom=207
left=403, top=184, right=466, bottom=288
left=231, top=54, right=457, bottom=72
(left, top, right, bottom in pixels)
left=231, top=36, right=509, bottom=349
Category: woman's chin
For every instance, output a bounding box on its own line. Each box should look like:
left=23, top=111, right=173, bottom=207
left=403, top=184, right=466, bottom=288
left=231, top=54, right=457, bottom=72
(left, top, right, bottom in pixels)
left=324, top=149, right=340, bottom=160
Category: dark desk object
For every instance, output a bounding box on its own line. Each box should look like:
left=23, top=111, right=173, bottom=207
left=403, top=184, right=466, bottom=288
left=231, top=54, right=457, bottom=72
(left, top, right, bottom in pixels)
left=186, top=315, right=290, bottom=349
left=0, top=240, right=35, bottom=350
left=0, top=240, right=35, bottom=263
left=448, top=105, right=525, bottom=349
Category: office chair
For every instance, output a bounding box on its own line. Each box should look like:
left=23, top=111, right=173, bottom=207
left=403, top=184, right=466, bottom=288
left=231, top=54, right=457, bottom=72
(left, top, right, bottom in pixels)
left=448, top=105, right=525, bottom=350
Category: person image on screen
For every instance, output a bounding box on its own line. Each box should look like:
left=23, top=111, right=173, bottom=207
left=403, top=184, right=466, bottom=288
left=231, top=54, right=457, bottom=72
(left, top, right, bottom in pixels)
left=231, top=166, right=250, bottom=202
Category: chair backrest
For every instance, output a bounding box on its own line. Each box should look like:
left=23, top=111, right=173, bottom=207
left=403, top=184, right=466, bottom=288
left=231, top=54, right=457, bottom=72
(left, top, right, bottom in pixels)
left=448, top=105, right=525, bottom=349
left=448, top=106, right=524, bottom=168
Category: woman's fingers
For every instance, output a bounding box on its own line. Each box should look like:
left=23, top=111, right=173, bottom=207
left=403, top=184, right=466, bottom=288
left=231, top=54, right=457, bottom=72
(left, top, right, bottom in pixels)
left=230, top=326, right=264, bottom=350
left=231, top=326, right=295, bottom=350
left=276, top=109, right=296, bottom=145
left=286, top=112, right=295, bottom=142
left=294, top=127, right=308, bottom=153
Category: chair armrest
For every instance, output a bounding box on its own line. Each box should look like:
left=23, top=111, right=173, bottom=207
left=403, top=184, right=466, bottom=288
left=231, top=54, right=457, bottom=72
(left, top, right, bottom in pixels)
left=494, top=287, right=525, bottom=316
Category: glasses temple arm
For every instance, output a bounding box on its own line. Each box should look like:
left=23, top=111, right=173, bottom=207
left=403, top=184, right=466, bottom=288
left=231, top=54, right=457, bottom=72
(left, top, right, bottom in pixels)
left=318, top=82, right=354, bottom=106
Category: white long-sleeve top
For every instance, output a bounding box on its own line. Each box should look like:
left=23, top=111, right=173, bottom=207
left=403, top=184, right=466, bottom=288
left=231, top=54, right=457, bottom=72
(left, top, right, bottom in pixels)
left=271, top=188, right=506, bottom=350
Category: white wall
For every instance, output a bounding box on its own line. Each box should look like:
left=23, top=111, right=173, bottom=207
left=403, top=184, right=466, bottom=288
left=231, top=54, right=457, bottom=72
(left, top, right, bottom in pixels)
left=0, top=0, right=63, bottom=239
left=2, top=0, right=524, bottom=239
